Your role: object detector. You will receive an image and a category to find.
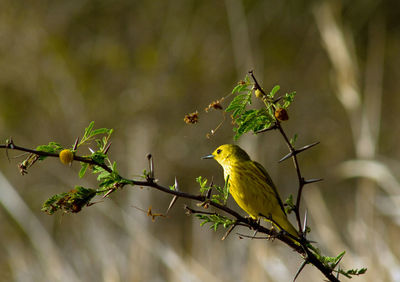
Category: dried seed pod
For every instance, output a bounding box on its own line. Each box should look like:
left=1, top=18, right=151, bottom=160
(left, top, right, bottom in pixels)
left=184, top=111, right=199, bottom=124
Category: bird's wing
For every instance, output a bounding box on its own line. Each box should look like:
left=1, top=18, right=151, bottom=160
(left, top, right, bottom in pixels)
left=253, top=161, right=286, bottom=215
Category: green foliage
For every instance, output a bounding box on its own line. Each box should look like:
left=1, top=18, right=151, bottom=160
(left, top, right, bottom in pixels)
left=284, top=194, right=295, bottom=214
left=226, top=75, right=297, bottom=140
left=268, top=85, right=280, bottom=98
left=78, top=121, right=113, bottom=150
left=309, top=248, right=367, bottom=278
left=35, top=142, right=63, bottom=160
left=77, top=121, right=113, bottom=178
left=39, top=121, right=131, bottom=214
left=196, top=176, right=230, bottom=205
left=196, top=176, right=209, bottom=195
left=212, top=175, right=230, bottom=205
left=42, top=186, right=97, bottom=215
left=290, top=133, right=298, bottom=146
left=79, top=163, right=89, bottom=178
left=195, top=214, right=235, bottom=231
left=336, top=267, right=367, bottom=278
left=231, top=74, right=251, bottom=94
left=232, top=109, right=274, bottom=140
left=281, top=91, right=296, bottom=109
left=319, top=251, right=346, bottom=270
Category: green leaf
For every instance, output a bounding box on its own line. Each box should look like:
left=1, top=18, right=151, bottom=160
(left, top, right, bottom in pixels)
left=225, top=93, right=252, bottom=116
left=269, top=85, right=280, bottom=97
left=290, top=134, right=298, bottom=146
left=35, top=142, right=63, bottom=160
left=85, top=121, right=95, bottom=137
left=283, top=91, right=296, bottom=108
left=90, top=152, right=107, bottom=165
left=195, top=214, right=235, bottom=231
left=337, top=267, right=367, bottom=278
left=232, top=108, right=273, bottom=140
left=79, top=163, right=89, bottom=178
left=232, top=84, right=243, bottom=94
left=91, top=128, right=110, bottom=136
left=285, top=194, right=295, bottom=214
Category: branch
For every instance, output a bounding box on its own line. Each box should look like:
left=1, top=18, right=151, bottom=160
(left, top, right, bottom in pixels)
left=1, top=139, right=343, bottom=281
left=1, top=140, right=302, bottom=251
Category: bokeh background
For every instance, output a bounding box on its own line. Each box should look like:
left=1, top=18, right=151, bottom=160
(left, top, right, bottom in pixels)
left=0, top=0, right=399, bottom=281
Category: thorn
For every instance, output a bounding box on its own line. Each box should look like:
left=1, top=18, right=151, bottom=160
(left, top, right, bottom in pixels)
left=174, top=177, right=179, bottom=191
left=279, top=141, right=320, bottom=163
left=333, top=252, right=345, bottom=269
left=235, top=233, right=271, bottom=240
left=252, top=228, right=258, bottom=239
left=221, top=223, right=236, bottom=241
left=296, top=141, right=320, bottom=154
left=302, top=209, right=308, bottom=234
left=279, top=151, right=294, bottom=163
left=206, top=188, right=212, bottom=199
left=103, top=188, right=116, bottom=198
left=73, top=137, right=79, bottom=150
left=103, top=142, right=112, bottom=154
left=88, top=147, right=95, bottom=154
left=293, top=261, right=308, bottom=282
left=303, top=178, right=323, bottom=185
left=166, top=195, right=178, bottom=215
left=273, top=96, right=283, bottom=104
left=147, top=154, right=154, bottom=179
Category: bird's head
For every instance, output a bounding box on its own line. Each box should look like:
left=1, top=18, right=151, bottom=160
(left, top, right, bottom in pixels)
left=202, top=144, right=250, bottom=167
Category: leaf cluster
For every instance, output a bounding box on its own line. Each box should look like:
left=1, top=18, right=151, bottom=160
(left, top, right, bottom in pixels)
left=195, top=213, right=235, bottom=231
left=40, top=122, right=129, bottom=214
left=78, top=121, right=113, bottom=150
left=78, top=121, right=113, bottom=178
left=41, top=186, right=97, bottom=215
left=226, top=76, right=296, bottom=140
left=312, top=249, right=367, bottom=279
left=196, top=176, right=229, bottom=205
left=36, top=142, right=63, bottom=160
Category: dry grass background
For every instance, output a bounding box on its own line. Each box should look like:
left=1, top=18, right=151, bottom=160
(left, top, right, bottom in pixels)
left=0, top=0, right=400, bottom=281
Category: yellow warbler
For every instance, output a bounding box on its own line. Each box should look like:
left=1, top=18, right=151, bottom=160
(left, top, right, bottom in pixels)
left=203, top=144, right=298, bottom=238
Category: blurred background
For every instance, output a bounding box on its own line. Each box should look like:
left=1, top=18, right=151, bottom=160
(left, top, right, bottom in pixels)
left=0, top=0, right=399, bottom=281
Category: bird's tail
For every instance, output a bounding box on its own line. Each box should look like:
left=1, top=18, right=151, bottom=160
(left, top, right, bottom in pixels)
left=269, top=215, right=299, bottom=244
left=278, top=218, right=299, bottom=239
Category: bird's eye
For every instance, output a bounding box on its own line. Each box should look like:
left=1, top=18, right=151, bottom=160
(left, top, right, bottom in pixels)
left=216, top=149, right=222, bottom=154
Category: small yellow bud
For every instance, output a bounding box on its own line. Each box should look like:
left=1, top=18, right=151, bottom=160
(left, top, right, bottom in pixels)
left=59, top=149, right=74, bottom=165
left=255, top=89, right=264, bottom=98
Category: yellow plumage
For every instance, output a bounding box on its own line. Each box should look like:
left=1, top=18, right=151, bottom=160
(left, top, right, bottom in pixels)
left=205, top=144, right=298, bottom=238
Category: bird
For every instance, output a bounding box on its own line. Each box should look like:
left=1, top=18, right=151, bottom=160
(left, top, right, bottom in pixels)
left=202, top=144, right=298, bottom=239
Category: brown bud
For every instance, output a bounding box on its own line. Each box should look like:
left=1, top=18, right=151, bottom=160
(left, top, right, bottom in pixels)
left=274, top=108, right=289, bottom=121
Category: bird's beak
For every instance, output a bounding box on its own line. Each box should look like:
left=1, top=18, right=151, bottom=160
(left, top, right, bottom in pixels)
left=201, top=154, right=214, bottom=160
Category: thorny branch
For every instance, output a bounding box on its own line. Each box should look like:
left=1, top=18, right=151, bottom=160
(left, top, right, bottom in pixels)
left=1, top=137, right=340, bottom=281
left=249, top=71, right=323, bottom=236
